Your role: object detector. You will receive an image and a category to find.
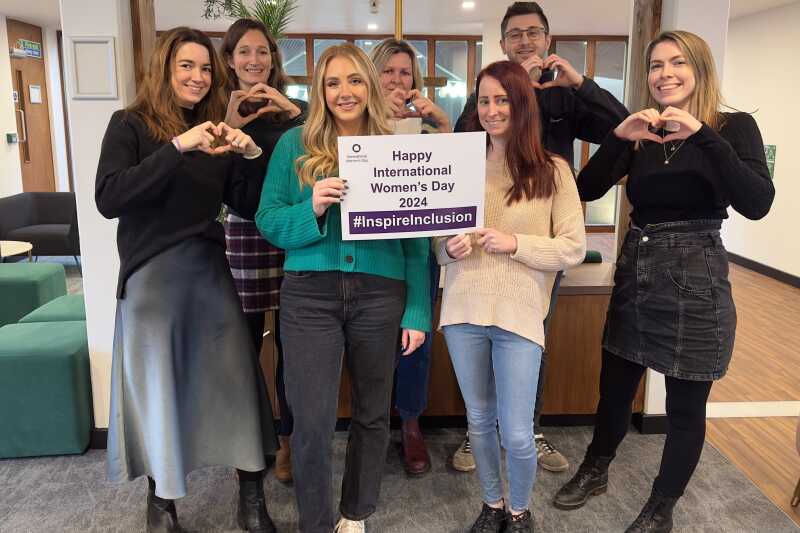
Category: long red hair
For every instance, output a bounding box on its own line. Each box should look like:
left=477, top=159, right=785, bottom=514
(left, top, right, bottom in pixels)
left=467, top=61, right=558, bottom=203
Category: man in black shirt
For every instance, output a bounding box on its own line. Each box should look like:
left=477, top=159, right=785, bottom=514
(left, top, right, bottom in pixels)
left=451, top=1, right=629, bottom=476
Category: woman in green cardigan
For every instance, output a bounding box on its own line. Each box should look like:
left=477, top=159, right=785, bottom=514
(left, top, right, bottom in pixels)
left=255, top=43, right=431, bottom=533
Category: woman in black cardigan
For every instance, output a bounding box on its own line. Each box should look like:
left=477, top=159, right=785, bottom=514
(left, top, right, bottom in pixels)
left=553, top=30, right=774, bottom=533
left=96, top=27, right=277, bottom=533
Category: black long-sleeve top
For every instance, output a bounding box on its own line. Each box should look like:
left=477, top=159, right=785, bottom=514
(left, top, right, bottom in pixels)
left=96, top=108, right=265, bottom=298
left=577, top=112, right=775, bottom=226
left=454, top=71, right=630, bottom=164
left=227, top=97, right=308, bottom=219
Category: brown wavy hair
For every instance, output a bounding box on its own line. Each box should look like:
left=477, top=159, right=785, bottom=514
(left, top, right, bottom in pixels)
left=467, top=61, right=557, bottom=203
left=220, top=18, right=290, bottom=93
left=127, top=27, right=228, bottom=142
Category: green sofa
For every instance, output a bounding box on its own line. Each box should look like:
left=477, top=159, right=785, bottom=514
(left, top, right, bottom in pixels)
left=0, top=263, right=66, bottom=327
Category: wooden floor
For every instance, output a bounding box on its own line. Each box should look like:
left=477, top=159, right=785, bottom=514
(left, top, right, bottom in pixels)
left=710, top=263, right=800, bottom=402
left=706, top=417, right=800, bottom=527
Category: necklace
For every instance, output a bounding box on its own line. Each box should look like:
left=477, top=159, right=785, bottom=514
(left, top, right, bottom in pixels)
left=661, top=129, right=686, bottom=165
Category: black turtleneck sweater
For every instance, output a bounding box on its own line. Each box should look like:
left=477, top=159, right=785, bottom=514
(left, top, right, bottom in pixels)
left=96, top=108, right=264, bottom=298
left=577, top=112, right=774, bottom=226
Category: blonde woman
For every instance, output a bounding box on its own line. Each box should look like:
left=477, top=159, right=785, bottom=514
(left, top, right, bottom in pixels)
left=255, top=43, right=431, bottom=533
left=368, top=38, right=448, bottom=476
left=554, top=31, right=774, bottom=532
left=370, top=38, right=450, bottom=134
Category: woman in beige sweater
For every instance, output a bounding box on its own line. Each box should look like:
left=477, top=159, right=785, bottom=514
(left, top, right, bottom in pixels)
left=435, top=61, right=585, bottom=533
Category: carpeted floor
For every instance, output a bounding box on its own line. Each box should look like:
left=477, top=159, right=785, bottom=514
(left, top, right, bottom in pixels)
left=0, top=427, right=797, bottom=533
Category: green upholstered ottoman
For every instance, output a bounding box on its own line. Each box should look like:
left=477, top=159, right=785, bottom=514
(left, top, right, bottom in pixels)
left=19, top=294, right=86, bottom=323
left=0, top=321, right=91, bottom=458
left=0, top=263, right=67, bottom=327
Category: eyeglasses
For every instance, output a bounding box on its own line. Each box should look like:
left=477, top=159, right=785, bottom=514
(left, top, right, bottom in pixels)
left=504, top=27, right=547, bottom=43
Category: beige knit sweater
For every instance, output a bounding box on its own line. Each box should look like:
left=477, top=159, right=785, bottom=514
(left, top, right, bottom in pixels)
left=434, top=156, right=586, bottom=347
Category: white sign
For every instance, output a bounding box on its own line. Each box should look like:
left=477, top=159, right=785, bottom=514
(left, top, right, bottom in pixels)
left=29, top=85, right=42, bottom=104
left=337, top=132, right=486, bottom=240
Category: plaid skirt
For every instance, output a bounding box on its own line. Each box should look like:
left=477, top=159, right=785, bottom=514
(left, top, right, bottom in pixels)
left=224, top=212, right=284, bottom=313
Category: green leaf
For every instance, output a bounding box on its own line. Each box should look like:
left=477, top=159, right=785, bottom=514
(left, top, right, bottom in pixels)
left=200, top=0, right=298, bottom=40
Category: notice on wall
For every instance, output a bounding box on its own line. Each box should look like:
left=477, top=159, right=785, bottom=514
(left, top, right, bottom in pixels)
left=337, top=132, right=486, bottom=240
left=764, top=144, right=776, bottom=179
left=16, top=39, right=42, bottom=59
left=29, top=85, right=42, bottom=104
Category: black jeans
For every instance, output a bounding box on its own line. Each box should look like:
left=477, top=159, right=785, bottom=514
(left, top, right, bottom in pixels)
left=588, top=350, right=712, bottom=497
left=245, top=309, right=293, bottom=436
left=279, top=271, right=406, bottom=533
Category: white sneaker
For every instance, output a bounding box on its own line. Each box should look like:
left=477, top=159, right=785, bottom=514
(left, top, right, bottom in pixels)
left=335, top=517, right=365, bottom=533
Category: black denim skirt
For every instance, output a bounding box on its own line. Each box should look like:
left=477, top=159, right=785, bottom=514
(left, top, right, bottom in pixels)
left=603, top=220, right=737, bottom=381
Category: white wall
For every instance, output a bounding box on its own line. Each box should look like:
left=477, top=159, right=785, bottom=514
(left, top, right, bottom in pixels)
left=661, top=0, right=730, bottom=79
left=0, top=16, right=24, bottom=198
left=721, top=1, right=800, bottom=277
left=43, top=27, right=71, bottom=192
left=60, top=0, right=136, bottom=428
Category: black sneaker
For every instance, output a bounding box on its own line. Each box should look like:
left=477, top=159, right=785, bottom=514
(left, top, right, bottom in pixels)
left=469, top=503, right=506, bottom=533
left=504, top=509, right=533, bottom=532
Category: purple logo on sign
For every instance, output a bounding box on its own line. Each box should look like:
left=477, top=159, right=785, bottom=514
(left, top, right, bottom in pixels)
left=349, top=206, right=477, bottom=234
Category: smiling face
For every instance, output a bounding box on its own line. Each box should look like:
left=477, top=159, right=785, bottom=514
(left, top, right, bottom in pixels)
left=500, top=13, right=552, bottom=65
left=379, top=52, right=414, bottom=94
left=171, top=42, right=212, bottom=108
left=477, top=75, right=511, bottom=141
left=324, top=55, right=368, bottom=134
left=648, top=40, right=696, bottom=110
left=228, top=29, right=272, bottom=91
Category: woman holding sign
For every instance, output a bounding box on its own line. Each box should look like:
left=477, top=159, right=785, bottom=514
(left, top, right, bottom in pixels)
left=220, top=17, right=307, bottom=485
left=554, top=31, right=774, bottom=532
left=255, top=43, right=431, bottom=533
left=435, top=60, right=585, bottom=533
left=96, top=27, right=277, bottom=533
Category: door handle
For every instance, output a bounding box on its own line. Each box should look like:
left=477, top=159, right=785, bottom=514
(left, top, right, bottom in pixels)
left=16, top=109, right=28, bottom=143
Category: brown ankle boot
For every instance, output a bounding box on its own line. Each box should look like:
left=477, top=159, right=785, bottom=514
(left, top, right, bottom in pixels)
left=274, top=435, right=292, bottom=483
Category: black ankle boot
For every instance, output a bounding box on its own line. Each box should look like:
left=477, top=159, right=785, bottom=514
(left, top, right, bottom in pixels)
left=237, top=473, right=277, bottom=533
left=147, top=478, right=182, bottom=533
left=552, top=453, right=613, bottom=510
left=504, top=509, right=534, bottom=532
left=624, top=489, right=678, bottom=533
left=469, top=502, right=506, bottom=533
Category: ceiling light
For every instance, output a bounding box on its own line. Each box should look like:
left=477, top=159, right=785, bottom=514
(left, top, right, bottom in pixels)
left=364, top=41, right=373, bottom=45
left=462, top=1, right=475, bottom=9
left=368, top=23, right=378, bottom=30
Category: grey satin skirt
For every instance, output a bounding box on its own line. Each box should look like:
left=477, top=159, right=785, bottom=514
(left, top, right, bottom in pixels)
left=107, top=237, right=277, bottom=499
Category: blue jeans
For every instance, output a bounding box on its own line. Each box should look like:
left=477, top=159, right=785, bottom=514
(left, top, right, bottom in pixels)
left=443, top=324, right=543, bottom=512
left=394, top=252, right=440, bottom=420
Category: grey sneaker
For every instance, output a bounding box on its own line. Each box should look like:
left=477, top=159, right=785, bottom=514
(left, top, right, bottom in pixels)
left=451, top=434, right=476, bottom=472
left=535, top=435, right=569, bottom=472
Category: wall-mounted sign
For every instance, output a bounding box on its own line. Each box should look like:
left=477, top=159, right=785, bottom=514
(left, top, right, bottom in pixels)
left=12, top=90, right=19, bottom=103
left=29, top=85, right=42, bottom=104
left=15, top=39, right=43, bottom=59
left=764, top=144, right=776, bottom=179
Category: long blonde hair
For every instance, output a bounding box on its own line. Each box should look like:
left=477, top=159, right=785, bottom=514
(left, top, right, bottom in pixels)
left=297, top=44, right=391, bottom=187
left=127, top=27, right=228, bottom=141
left=370, top=38, right=425, bottom=91
left=645, top=30, right=724, bottom=131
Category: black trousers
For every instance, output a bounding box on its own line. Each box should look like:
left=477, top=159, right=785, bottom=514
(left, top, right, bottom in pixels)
left=279, top=271, right=405, bottom=533
left=588, top=350, right=712, bottom=497
left=244, top=309, right=293, bottom=436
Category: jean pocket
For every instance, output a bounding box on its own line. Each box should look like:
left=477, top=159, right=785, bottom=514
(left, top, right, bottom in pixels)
left=665, top=247, right=713, bottom=294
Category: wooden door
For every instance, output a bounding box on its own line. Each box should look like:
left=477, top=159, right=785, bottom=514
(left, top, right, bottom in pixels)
left=7, top=19, right=56, bottom=192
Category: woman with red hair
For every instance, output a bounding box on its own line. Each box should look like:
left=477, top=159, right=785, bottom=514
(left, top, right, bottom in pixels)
left=434, top=60, right=586, bottom=532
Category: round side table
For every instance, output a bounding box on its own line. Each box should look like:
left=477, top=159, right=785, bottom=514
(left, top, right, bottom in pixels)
left=0, top=240, right=34, bottom=262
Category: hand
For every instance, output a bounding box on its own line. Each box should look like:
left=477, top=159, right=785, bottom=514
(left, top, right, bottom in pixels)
left=174, top=121, right=220, bottom=154
left=407, top=90, right=451, bottom=131
left=385, top=87, right=407, bottom=119
left=520, top=55, right=545, bottom=84
left=475, top=228, right=517, bottom=254
left=532, top=54, right=584, bottom=90
left=401, top=329, right=426, bottom=356
left=224, top=84, right=299, bottom=129
left=445, top=233, right=472, bottom=260
left=613, top=109, right=665, bottom=144
left=660, top=106, right=702, bottom=142
left=216, top=122, right=260, bottom=157
left=312, top=177, right=347, bottom=217
left=249, top=83, right=302, bottom=116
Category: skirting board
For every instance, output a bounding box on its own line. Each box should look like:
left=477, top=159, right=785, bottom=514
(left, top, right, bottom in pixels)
left=727, top=252, right=800, bottom=289
left=706, top=401, right=800, bottom=418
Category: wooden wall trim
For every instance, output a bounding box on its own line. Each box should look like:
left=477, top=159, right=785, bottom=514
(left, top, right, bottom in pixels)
left=130, top=0, right=156, bottom=89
